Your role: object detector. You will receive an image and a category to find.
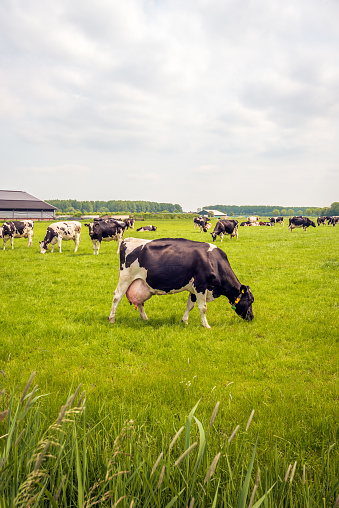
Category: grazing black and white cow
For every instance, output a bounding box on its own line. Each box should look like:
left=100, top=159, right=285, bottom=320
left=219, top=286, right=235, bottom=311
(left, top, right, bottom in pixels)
left=193, top=217, right=211, bottom=233
left=330, top=216, right=339, bottom=226
left=288, top=217, right=316, bottom=232
left=317, top=216, right=327, bottom=226
left=136, top=225, right=157, bottom=232
left=85, top=220, right=125, bottom=254
left=211, top=219, right=238, bottom=241
left=269, top=217, right=284, bottom=226
left=40, top=221, right=81, bottom=253
left=2, top=220, right=34, bottom=250
left=108, top=237, right=254, bottom=328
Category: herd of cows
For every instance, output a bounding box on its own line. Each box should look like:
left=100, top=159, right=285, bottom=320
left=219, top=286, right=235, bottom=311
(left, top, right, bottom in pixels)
left=0, top=214, right=338, bottom=252
left=0, top=214, right=337, bottom=327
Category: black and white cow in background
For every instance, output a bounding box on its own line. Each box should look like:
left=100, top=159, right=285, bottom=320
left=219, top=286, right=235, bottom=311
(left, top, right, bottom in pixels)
left=330, top=216, right=339, bottom=226
left=288, top=217, right=316, bottom=232
left=269, top=217, right=284, bottom=226
left=2, top=220, right=34, bottom=250
left=193, top=217, right=211, bottom=232
left=40, top=221, right=81, bottom=253
left=108, top=237, right=254, bottom=329
left=211, top=219, right=238, bottom=241
left=317, top=216, right=327, bottom=226
left=123, top=218, right=135, bottom=230
left=136, top=225, right=157, bottom=232
left=85, top=219, right=125, bottom=254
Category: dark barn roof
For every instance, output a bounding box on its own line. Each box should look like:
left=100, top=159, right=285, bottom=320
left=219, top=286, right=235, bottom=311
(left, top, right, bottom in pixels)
left=0, top=190, right=56, bottom=210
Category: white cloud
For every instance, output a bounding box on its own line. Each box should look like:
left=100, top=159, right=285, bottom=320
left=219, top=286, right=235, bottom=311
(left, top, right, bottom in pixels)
left=0, top=0, right=338, bottom=209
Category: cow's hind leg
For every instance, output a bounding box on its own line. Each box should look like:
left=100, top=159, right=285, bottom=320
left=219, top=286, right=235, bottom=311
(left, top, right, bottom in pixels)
left=196, top=292, right=211, bottom=329
left=137, top=304, right=148, bottom=320
left=181, top=293, right=196, bottom=324
left=109, top=280, right=131, bottom=323
left=74, top=233, right=80, bottom=252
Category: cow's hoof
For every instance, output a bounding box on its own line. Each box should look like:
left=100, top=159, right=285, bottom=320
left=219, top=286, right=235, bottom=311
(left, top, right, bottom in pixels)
left=181, top=319, right=188, bottom=325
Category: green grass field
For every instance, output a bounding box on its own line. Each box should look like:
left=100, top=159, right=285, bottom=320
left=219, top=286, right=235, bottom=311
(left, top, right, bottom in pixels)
left=0, top=219, right=338, bottom=506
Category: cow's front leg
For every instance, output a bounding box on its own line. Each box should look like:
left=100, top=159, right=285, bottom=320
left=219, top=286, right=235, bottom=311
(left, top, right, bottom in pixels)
left=181, top=294, right=196, bottom=324
left=57, top=237, right=62, bottom=253
left=109, top=280, right=131, bottom=323
left=196, top=292, right=211, bottom=328
left=11, top=237, right=14, bottom=249
left=220, top=233, right=224, bottom=242
left=96, top=241, right=100, bottom=255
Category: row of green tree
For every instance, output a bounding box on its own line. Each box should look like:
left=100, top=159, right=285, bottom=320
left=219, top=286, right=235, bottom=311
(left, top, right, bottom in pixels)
left=202, top=203, right=339, bottom=216
left=47, top=200, right=183, bottom=215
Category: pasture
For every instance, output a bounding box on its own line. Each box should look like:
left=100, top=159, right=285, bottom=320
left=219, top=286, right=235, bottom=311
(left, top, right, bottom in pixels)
left=0, top=218, right=338, bottom=506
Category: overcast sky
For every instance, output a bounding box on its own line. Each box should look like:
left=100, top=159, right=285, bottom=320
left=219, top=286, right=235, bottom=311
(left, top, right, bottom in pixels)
left=0, top=0, right=338, bottom=211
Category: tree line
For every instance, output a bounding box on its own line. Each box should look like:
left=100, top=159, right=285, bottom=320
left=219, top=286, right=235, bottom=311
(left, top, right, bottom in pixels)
left=47, top=200, right=183, bottom=215
left=202, top=203, right=339, bottom=216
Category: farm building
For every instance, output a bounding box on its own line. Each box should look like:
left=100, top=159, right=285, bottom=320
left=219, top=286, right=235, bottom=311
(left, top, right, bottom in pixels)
left=0, top=190, right=56, bottom=220
left=199, top=209, right=228, bottom=219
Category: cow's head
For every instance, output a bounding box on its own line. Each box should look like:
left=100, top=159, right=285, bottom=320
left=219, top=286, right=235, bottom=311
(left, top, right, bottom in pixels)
left=39, top=241, right=49, bottom=254
left=211, top=231, right=217, bottom=241
left=310, top=220, right=316, bottom=228
left=232, top=285, right=254, bottom=321
left=85, top=223, right=96, bottom=234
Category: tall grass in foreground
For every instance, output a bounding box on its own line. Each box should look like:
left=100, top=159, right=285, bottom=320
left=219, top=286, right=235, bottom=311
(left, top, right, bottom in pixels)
left=0, top=374, right=338, bottom=507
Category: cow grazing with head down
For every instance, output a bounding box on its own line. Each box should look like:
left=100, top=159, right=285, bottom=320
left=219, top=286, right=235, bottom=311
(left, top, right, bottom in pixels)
left=40, top=221, right=81, bottom=253
left=85, top=220, right=125, bottom=254
left=137, top=225, right=157, bottom=232
left=288, top=217, right=316, bottom=232
left=211, top=219, right=238, bottom=241
left=2, top=220, right=34, bottom=250
left=330, top=216, right=339, bottom=226
left=109, top=237, right=254, bottom=329
left=193, top=217, right=210, bottom=232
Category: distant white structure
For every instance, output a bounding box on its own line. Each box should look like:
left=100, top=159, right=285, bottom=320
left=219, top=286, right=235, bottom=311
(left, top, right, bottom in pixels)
left=199, top=209, right=228, bottom=219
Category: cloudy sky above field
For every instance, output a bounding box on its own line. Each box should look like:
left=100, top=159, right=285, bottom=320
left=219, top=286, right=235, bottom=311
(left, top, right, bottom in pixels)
left=0, top=0, right=338, bottom=211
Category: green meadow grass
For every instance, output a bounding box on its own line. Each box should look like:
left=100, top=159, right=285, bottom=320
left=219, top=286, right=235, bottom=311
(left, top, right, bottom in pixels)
left=0, top=219, right=338, bottom=506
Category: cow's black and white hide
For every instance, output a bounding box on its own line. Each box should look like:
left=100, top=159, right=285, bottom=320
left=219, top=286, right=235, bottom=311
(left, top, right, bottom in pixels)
left=317, top=216, right=327, bottom=226
left=288, top=217, right=316, bottom=232
left=2, top=220, right=34, bottom=250
left=136, top=225, right=157, bottom=232
left=269, top=217, right=284, bottom=226
left=40, top=221, right=81, bottom=253
left=109, top=237, right=254, bottom=329
left=85, top=220, right=124, bottom=254
left=211, top=220, right=238, bottom=241
left=193, top=216, right=211, bottom=232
